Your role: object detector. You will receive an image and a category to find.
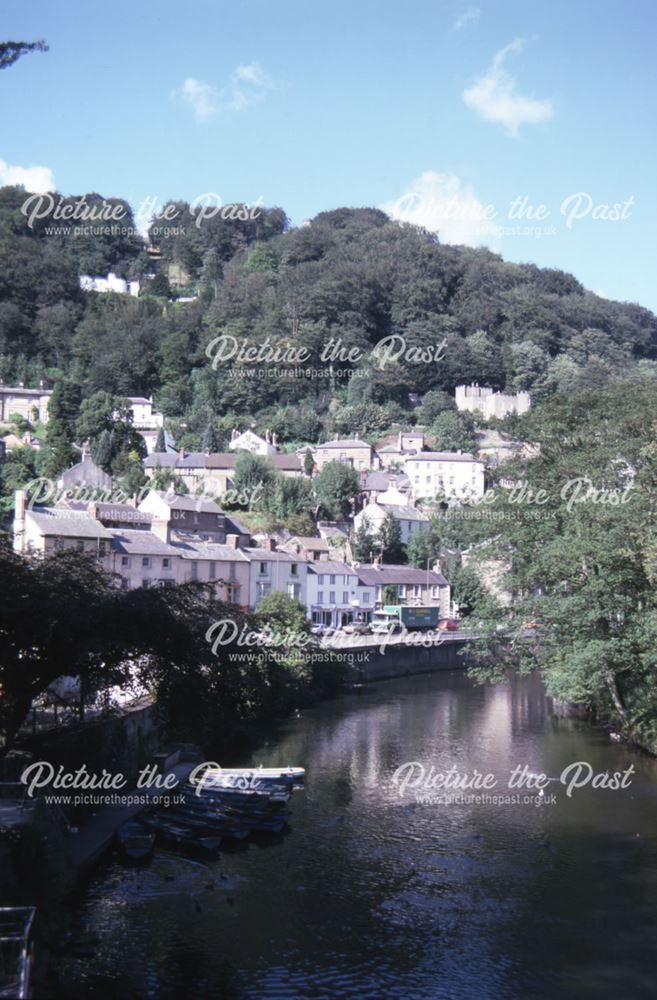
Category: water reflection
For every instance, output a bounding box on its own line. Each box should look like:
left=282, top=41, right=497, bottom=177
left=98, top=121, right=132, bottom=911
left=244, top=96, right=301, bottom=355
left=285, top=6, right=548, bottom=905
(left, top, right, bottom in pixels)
left=55, top=671, right=657, bottom=999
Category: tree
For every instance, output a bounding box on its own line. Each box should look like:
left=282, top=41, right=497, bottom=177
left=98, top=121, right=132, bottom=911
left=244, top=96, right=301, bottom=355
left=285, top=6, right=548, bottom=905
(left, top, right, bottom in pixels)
left=232, top=452, right=278, bottom=510
left=450, top=563, right=486, bottom=617
left=407, top=525, right=440, bottom=568
left=304, top=448, right=314, bottom=476
left=154, top=426, right=166, bottom=452
left=352, top=520, right=376, bottom=562
left=379, top=512, right=406, bottom=563
left=313, top=461, right=359, bottom=520
left=0, top=40, right=48, bottom=71
left=91, top=429, right=112, bottom=472
left=201, top=422, right=219, bottom=453
left=468, top=381, right=657, bottom=750
left=429, top=411, right=477, bottom=453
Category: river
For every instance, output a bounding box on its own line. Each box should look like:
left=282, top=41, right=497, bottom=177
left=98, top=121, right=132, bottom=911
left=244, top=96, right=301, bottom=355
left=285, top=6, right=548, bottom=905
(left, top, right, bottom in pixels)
left=54, top=670, right=657, bottom=999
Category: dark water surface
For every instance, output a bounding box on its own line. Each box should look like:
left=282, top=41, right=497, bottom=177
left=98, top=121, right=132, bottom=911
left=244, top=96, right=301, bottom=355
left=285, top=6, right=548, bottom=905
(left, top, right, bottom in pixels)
left=56, top=671, right=657, bottom=999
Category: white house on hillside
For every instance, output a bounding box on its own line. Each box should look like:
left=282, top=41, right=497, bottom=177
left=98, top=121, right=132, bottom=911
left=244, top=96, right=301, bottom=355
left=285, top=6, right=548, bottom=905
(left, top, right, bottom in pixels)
left=229, top=429, right=277, bottom=455
left=354, top=485, right=430, bottom=545
left=405, top=452, right=485, bottom=501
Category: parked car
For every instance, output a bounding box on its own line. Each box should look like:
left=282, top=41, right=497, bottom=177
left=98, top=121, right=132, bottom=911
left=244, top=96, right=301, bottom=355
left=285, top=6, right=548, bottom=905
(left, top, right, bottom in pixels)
left=343, top=622, right=372, bottom=636
left=438, top=619, right=460, bottom=631
left=311, top=623, right=335, bottom=637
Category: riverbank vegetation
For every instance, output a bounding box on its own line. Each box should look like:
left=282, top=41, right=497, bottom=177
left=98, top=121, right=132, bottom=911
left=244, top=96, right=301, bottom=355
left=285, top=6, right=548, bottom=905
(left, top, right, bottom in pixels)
left=460, top=380, right=657, bottom=752
left=0, top=543, right=343, bottom=760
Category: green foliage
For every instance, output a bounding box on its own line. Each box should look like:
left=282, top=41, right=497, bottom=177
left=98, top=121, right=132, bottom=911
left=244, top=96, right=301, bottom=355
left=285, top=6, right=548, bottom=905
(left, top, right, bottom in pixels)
left=313, top=461, right=359, bottom=520
left=468, top=380, right=657, bottom=749
left=232, top=451, right=278, bottom=510
left=429, top=411, right=477, bottom=453
left=352, top=519, right=377, bottom=561
left=406, top=524, right=440, bottom=567
left=379, top=512, right=406, bottom=563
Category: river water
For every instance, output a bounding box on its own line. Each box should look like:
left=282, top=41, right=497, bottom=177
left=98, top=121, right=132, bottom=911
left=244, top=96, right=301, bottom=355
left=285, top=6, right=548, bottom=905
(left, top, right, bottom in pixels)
left=55, top=671, right=657, bottom=999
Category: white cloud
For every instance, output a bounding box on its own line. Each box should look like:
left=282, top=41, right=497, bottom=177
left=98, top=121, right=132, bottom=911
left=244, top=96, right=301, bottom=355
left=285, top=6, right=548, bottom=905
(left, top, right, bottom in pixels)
left=174, top=63, right=274, bottom=122
left=0, top=158, right=55, bottom=193
left=462, top=38, right=554, bottom=136
left=178, top=78, right=221, bottom=123
left=380, top=171, right=501, bottom=248
left=454, top=6, right=480, bottom=30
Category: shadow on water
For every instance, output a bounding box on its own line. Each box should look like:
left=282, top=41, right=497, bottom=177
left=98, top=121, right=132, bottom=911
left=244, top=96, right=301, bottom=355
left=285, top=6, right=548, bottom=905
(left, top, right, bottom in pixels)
left=50, top=671, right=657, bottom=1000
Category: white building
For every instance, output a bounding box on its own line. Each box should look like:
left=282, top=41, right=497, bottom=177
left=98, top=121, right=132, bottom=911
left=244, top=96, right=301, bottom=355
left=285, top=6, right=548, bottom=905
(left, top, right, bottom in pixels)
left=455, top=384, right=531, bottom=420
left=240, top=545, right=307, bottom=607
left=80, top=273, right=140, bottom=297
left=0, top=384, right=52, bottom=424
left=405, top=452, right=485, bottom=501
left=306, top=561, right=375, bottom=627
left=354, top=563, right=450, bottom=617
left=229, top=428, right=277, bottom=455
left=353, top=485, right=430, bottom=546
left=126, top=396, right=167, bottom=454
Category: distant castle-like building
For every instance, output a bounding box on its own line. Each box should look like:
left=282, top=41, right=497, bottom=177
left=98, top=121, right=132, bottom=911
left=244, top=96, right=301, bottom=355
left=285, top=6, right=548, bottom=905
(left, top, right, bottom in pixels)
left=455, top=384, right=531, bottom=420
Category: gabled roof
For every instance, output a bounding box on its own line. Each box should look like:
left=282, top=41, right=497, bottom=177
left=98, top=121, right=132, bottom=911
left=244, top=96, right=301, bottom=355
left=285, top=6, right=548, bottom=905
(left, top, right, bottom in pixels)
left=280, top=536, right=329, bottom=551
left=363, top=471, right=411, bottom=491
left=307, top=560, right=358, bottom=577
left=172, top=541, right=249, bottom=561
left=317, top=438, right=371, bottom=450
left=110, top=530, right=181, bottom=556
left=241, top=547, right=300, bottom=563
left=378, top=503, right=430, bottom=522
left=355, top=563, right=448, bottom=586
left=27, top=508, right=113, bottom=539
left=405, top=451, right=481, bottom=463
left=154, top=492, right=224, bottom=514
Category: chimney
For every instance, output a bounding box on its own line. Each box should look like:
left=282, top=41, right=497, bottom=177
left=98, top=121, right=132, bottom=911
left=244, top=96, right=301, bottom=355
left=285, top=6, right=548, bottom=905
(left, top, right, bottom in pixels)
left=151, top=518, right=170, bottom=543
left=266, top=537, right=277, bottom=551
left=226, top=533, right=240, bottom=549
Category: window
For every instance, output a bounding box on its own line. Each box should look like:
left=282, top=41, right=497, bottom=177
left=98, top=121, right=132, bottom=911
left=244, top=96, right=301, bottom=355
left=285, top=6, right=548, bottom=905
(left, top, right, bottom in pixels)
left=329, top=591, right=336, bottom=603
left=319, top=575, right=325, bottom=585
left=431, top=585, right=439, bottom=598
left=191, top=561, right=198, bottom=580
left=363, top=592, right=371, bottom=603
left=291, top=563, right=298, bottom=576
left=342, top=592, right=349, bottom=604
left=209, top=561, right=216, bottom=579
left=226, top=584, right=240, bottom=603
left=98, top=541, right=107, bottom=556
left=318, top=590, right=324, bottom=603
left=399, top=584, right=407, bottom=597
left=163, top=558, right=170, bottom=569
left=77, top=540, right=85, bottom=552
left=121, top=556, right=130, bottom=568
left=142, top=556, right=151, bottom=568
left=288, top=582, right=300, bottom=599
left=142, top=579, right=150, bottom=589
left=330, top=575, right=336, bottom=585
left=259, top=561, right=268, bottom=576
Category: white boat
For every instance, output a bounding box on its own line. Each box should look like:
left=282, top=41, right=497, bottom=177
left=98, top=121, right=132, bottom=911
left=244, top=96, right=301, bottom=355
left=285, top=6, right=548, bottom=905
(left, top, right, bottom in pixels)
left=197, top=766, right=305, bottom=791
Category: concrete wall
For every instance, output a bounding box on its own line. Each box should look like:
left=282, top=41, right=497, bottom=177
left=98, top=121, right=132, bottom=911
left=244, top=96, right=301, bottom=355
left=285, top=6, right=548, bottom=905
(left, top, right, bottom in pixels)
left=342, top=637, right=472, bottom=682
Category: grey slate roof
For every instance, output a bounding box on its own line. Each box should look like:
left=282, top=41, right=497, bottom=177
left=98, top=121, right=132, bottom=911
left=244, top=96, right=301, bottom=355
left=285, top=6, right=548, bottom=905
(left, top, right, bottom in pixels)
left=28, top=509, right=113, bottom=539
left=378, top=503, right=430, bottom=522
left=172, top=541, right=249, bottom=561
left=355, top=563, right=448, bottom=587
left=405, top=451, right=481, bottom=463
left=363, top=471, right=411, bottom=491
left=317, top=439, right=371, bottom=449
left=109, top=530, right=181, bottom=556
left=307, top=561, right=358, bottom=577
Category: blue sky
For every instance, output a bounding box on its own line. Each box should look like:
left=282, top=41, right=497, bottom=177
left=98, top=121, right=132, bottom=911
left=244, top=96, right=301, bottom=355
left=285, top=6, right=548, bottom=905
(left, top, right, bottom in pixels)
left=2, top=0, right=656, bottom=309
